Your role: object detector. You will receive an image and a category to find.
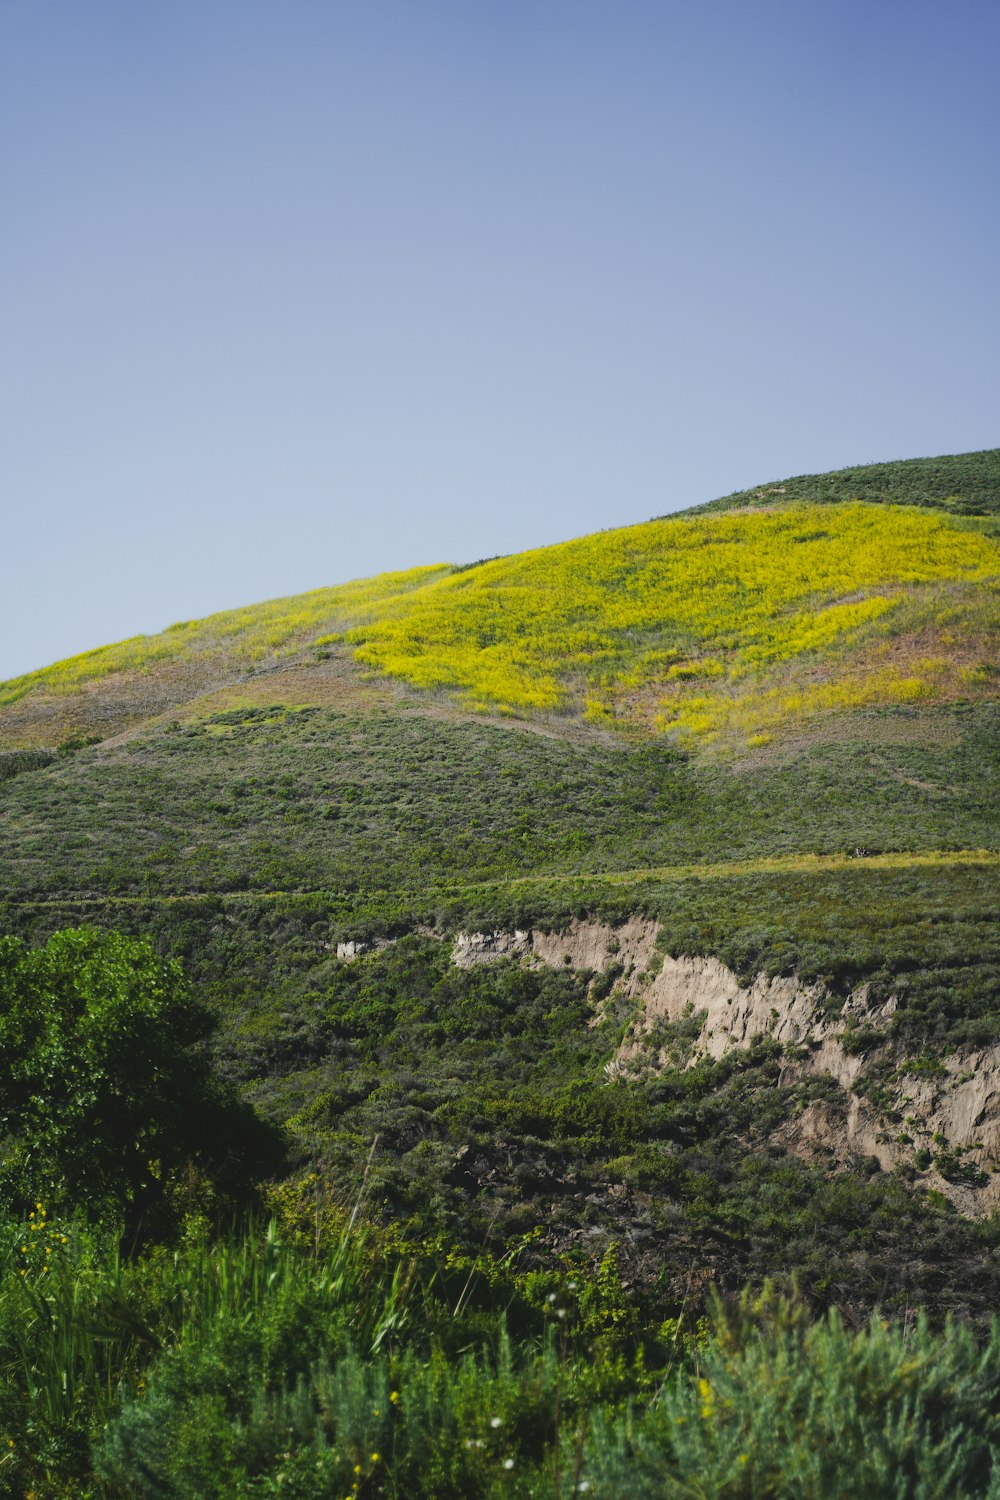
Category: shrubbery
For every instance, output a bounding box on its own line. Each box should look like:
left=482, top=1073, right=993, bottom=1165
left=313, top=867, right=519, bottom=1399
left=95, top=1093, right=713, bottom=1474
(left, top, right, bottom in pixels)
left=585, top=1289, right=1000, bottom=1498
left=6, top=1209, right=1000, bottom=1497
left=0, top=928, right=279, bottom=1239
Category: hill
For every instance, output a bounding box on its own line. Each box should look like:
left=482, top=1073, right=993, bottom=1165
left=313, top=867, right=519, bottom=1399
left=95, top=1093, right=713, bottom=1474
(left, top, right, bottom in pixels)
left=5, top=446, right=1000, bottom=1492
left=2, top=447, right=998, bottom=755
left=689, top=446, right=1000, bottom=517
left=2, top=446, right=1000, bottom=1337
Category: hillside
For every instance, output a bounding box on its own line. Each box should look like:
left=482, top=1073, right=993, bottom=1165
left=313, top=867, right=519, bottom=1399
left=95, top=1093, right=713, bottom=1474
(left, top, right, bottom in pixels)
left=689, top=446, right=1000, bottom=517
left=2, top=446, right=1000, bottom=1336
left=2, top=447, right=998, bottom=754
left=5, top=447, right=1000, bottom=1493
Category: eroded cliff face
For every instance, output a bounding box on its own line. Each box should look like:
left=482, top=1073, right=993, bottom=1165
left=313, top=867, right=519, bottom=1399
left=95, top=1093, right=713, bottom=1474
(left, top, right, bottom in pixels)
left=530, top=917, right=659, bottom=990
left=452, top=916, right=658, bottom=996
left=606, top=949, right=1000, bottom=1214
left=338, top=917, right=658, bottom=985
left=332, top=914, right=1000, bottom=1212
left=452, top=920, right=1000, bottom=1214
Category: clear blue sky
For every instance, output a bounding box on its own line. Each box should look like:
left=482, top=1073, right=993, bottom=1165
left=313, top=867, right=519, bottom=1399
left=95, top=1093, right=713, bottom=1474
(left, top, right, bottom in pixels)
left=3, top=0, right=998, bottom=680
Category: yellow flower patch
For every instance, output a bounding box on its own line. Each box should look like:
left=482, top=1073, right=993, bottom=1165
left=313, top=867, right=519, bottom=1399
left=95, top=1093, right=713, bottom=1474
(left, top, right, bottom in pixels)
left=347, top=503, right=999, bottom=744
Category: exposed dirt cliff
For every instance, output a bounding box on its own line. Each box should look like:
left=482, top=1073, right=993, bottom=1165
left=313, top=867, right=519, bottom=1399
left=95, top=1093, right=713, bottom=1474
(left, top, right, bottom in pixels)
left=444, top=918, right=1000, bottom=1214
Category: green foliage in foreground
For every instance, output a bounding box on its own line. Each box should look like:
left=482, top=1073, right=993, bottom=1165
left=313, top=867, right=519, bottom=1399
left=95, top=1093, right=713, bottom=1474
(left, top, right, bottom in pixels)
left=1, top=926, right=1000, bottom=1495
left=0, top=929, right=278, bottom=1239
left=585, top=1290, right=1000, bottom=1499
left=5, top=1208, right=1000, bottom=1498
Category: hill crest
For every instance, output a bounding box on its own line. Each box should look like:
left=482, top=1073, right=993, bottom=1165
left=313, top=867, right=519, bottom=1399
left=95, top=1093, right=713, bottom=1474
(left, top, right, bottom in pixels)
left=3, top=447, right=998, bottom=753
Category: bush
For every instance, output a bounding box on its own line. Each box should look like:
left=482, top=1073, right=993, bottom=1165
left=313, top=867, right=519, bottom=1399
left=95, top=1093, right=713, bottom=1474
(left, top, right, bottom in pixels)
left=97, top=1336, right=568, bottom=1499
left=581, top=1288, right=1000, bottom=1497
left=0, top=927, right=278, bottom=1237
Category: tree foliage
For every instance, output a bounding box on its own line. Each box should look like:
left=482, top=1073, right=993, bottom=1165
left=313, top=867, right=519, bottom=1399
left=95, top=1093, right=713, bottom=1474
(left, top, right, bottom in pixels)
left=0, top=927, right=275, bottom=1231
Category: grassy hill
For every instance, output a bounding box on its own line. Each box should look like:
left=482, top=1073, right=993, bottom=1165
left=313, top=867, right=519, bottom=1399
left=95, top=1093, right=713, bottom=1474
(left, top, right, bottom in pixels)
left=2, top=452, right=1000, bottom=1318
left=1, top=700, right=997, bottom=902
left=3, top=448, right=998, bottom=754
left=5, top=448, right=1000, bottom=1493
left=345, top=501, right=999, bottom=742
left=689, top=446, right=1000, bottom=517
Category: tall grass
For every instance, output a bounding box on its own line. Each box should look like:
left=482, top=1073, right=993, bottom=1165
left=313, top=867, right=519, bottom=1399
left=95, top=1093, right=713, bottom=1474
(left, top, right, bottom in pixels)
left=0, top=1209, right=418, bottom=1498
left=6, top=1209, right=1000, bottom=1497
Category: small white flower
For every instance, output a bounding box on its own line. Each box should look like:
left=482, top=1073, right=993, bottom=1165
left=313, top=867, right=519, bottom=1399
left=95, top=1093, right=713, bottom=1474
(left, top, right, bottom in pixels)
left=568, top=1281, right=578, bottom=1291
left=490, top=1416, right=503, bottom=1428
left=557, top=1308, right=567, bottom=1319
left=547, top=1292, right=557, bottom=1302
left=503, top=1458, right=515, bottom=1470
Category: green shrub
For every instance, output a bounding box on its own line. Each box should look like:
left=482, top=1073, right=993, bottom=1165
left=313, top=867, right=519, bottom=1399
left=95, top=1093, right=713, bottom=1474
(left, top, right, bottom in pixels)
left=97, top=1335, right=568, bottom=1499
left=0, top=928, right=278, bottom=1237
left=580, top=1290, right=1000, bottom=1497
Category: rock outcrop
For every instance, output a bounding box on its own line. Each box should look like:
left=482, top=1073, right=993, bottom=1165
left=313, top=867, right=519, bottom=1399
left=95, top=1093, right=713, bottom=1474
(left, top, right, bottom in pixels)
left=452, top=916, right=658, bottom=995
left=451, top=929, right=533, bottom=966
left=330, top=914, right=1000, bottom=1212
left=611, top=949, right=1000, bottom=1213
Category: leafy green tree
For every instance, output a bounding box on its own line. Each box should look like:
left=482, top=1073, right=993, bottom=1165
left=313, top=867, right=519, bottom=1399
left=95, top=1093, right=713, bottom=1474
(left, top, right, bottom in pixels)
left=0, top=926, right=278, bottom=1236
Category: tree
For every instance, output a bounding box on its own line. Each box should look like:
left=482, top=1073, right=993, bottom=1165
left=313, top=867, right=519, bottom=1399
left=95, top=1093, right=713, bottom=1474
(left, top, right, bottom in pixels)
left=0, top=926, right=279, bottom=1236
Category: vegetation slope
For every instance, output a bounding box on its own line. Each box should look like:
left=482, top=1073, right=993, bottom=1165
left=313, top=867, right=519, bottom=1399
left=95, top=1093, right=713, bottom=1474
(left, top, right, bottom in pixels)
left=2, top=447, right=1000, bottom=1495
left=2, top=445, right=998, bottom=752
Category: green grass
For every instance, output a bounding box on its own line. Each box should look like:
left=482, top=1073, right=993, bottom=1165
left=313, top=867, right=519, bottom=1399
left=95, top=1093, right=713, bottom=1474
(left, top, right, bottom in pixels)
left=5, top=1195, right=1000, bottom=1499
left=4, top=1201, right=1000, bottom=1497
